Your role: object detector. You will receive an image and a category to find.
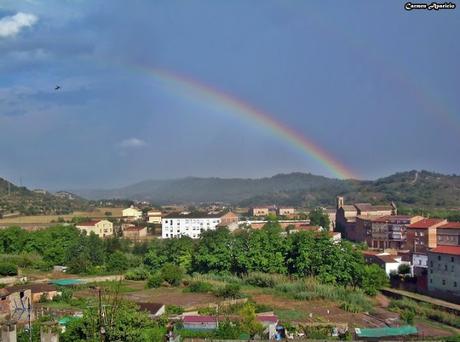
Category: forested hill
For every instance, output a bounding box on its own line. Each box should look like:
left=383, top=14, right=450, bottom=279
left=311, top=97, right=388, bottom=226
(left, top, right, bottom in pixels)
left=0, top=177, right=89, bottom=216
left=73, top=170, right=460, bottom=209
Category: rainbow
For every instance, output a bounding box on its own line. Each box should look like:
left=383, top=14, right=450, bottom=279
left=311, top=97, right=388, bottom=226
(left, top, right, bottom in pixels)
left=138, top=67, right=357, bottom=179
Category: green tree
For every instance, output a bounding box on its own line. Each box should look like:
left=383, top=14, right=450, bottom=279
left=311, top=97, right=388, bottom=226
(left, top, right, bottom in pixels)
left=398, top=264, right=411, bottom=275
left=192, top=228, right=234, bottom=273
left=308, top=208, right=330, bottom=229
left=239, top=303, right=264, bottom=338
left=160, top=263, right=184, bottom=286
left=61, top=301, right=156, bottom=342
left=360, top=264, right=389, bottom=296
left=146, top=272, right=163, bottom=288
left=0, top=262, right=18, bottom=276
left=106, top=251, right=129, bottom=273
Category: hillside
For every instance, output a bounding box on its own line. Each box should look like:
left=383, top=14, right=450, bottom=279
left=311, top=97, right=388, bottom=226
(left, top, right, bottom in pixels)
left=0, top=178, right=90, bottom=216
left=72, top=170, right=460, bottom=209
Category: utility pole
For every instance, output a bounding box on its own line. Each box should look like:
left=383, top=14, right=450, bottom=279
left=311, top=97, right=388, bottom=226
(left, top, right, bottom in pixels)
left=98, top=287, right=104, bottom=342
left=28, top=297, right=32, bottom=342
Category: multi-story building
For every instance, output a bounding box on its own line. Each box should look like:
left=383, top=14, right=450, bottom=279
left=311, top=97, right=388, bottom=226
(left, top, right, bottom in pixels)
left=147, top=210, right=162, bottom=224
left=251, top=207, right=270, bottom=217
left=427, top=246, right=460, bottom=303
left=371, top=215, right=424, bottom=250
left=350, top=216, right=381, bottom=245
left=406, top=218, right=447, bottom=273
left=123, top=226, right=148, bottom=240
left=335, top=196, right=397, bottom=240
left=277, top=207, right=295, bottom=216
left=162, top=211, right=238, bottom=239
left=437, top=222, right=460, bottom=247
left=76, top=219, right=114, bottom=238
left=122, top=206, right=143, bottom=221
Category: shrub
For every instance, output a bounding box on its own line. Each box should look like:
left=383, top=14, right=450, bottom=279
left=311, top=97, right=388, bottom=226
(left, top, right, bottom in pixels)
left=106, top=251, right=129, bottom=273
left=215, top=283, right=241, bottom=298
left=197, top=306, right=217, bottom=315
left=160, top=263, right=184, bottom=286
left=147, top=273, right=162, bottom=288
left=398, top=264, right=411, bottom=275
left=187, top=281, right=213, bottom=293
left=400, top=309, right=415, bottom=324
left=0, top=262, right=18, bottom=276
left=166, top=305, right=184, bottom=315
left=125, top=267, right=150, bottom=281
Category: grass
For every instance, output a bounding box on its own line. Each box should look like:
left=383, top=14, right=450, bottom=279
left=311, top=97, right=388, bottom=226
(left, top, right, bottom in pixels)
left=81, top=280, right=138, bottom=293
left=390, top=298, right=460, bottom=329
left=274, top=309, right=308, bottom=321
left=273, top=277, right=374, bottom=313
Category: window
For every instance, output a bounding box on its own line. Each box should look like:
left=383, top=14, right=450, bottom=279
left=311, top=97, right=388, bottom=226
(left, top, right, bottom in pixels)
left=442, top=279, right=446, bottom=286
left=430, top=261, right=433, bottom=267
left=444, top=265, right=448, bottom=271
left=430, top=279, right=432, bottom=283
left=455, top=282, right=458, bottom=288
left=430, top=269, right=433, bottom=274
left=451, top=257, right=455, bottom=262
left=438, top=255, right=441, bottom=261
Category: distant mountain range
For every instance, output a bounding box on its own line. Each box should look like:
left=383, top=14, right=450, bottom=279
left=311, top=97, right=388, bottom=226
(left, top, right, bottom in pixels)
left=2, top=170, right=459, bottom=216
left=71, top=170, right=460, bottom=209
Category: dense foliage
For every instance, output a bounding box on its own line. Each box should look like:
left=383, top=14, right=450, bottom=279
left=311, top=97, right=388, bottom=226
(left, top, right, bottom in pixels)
left=0, top=225, right=139, bottom=273
left=143, top=225, right=387, bottom=295
left=0, top=223, right=387, bottom=296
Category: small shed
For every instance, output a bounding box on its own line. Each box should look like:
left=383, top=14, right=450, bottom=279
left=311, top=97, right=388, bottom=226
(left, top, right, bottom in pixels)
left=137, top=303, right=165, bottom=318
left=182, top=315, right=218, bottom=330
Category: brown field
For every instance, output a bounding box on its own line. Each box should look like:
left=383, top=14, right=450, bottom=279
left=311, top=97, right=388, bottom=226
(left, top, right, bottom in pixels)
left=19, top=273, right=460, bottom=337
left=0, top=207, right=124, bottom=225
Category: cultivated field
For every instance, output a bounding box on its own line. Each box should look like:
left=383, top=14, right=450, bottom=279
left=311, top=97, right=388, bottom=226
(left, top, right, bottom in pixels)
left=0, top=207, right=124, bottom=225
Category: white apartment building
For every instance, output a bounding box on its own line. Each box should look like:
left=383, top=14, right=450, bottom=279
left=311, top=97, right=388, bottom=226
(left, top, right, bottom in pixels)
left=162, top=211, right=237, bottom=239
left=76, top=219, right=113, bottom=238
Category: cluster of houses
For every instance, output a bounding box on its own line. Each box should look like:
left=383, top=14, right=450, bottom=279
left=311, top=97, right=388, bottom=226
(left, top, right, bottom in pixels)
left=336, top=196, right=460, bottom=303
left=74, top=205, right=163, bottom=240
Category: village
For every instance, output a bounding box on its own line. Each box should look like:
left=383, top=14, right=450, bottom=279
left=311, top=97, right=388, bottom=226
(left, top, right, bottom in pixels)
left=0, top=197, right=459, bottom=341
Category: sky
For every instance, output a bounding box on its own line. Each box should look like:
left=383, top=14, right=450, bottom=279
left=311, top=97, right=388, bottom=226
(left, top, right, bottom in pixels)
left=0, top=1, right=459, bottom=190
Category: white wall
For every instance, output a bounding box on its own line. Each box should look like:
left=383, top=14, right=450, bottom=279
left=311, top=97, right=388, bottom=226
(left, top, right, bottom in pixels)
left=162, top=217, right=221, bottom=239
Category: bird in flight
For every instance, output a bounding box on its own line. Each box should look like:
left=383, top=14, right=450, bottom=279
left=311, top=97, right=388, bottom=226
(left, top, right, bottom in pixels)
left=55, top=85, right=61, bottom=90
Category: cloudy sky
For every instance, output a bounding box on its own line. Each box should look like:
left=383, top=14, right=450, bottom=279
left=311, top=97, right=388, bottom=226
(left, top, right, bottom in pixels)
left=0, top=1, right=459, bottom=189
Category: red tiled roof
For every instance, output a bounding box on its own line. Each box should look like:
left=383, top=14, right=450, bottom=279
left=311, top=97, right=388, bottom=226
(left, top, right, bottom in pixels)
left=430, top=246, right=460, bottom=256
left=183, top=315, right=217, bottom=323
left=137, top=302, right=164, bottom=314
left=76, top=220, right=100, bottom=227
left=407, top=219, right=446, bottom=229
left=376, top=255, right=398, bottom=263
left=257, top=315, right=279, bottom=323
left=438, top=222, right=460, bottom=229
